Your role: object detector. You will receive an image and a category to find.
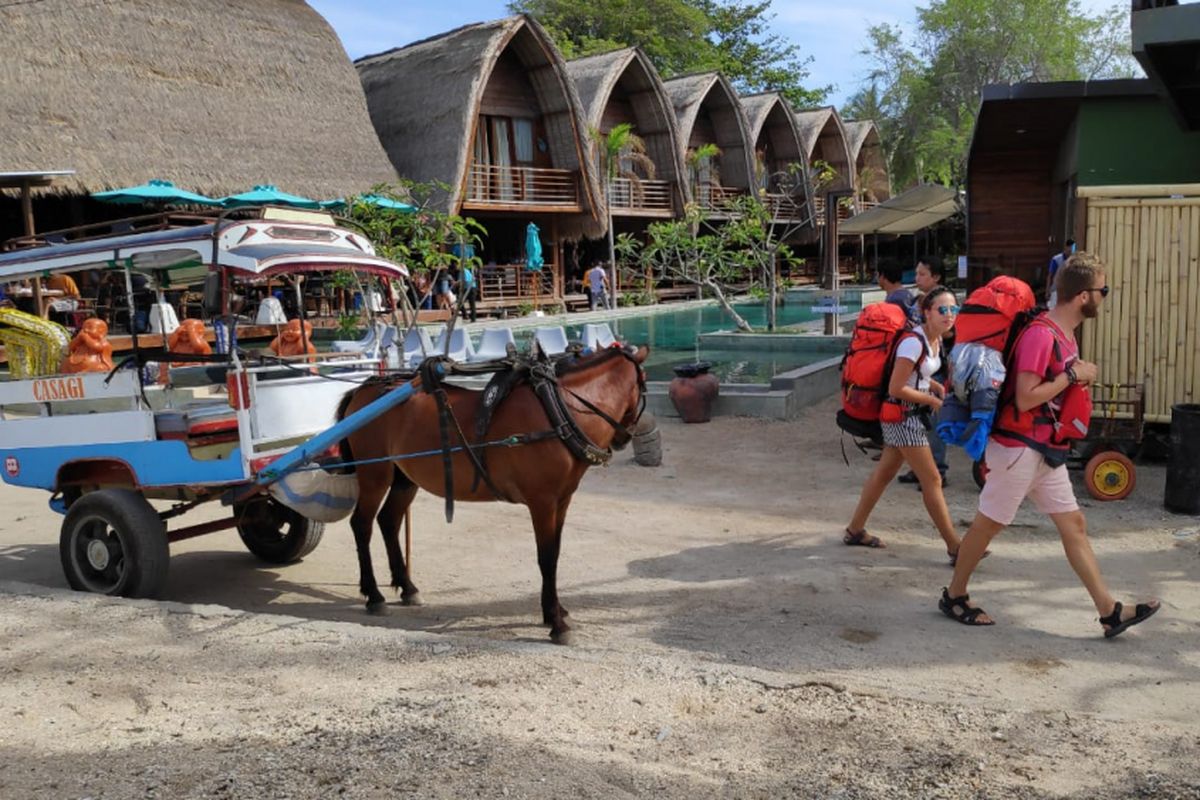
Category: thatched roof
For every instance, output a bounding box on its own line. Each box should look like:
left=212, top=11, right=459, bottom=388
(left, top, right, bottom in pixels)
left=844, top=120, right=892, bottom=202
left=740, top=92, right=806, bottom=168
left=662, top=73, right=757, bottom=193
left=357, top=15, right=605, bottom=238
left=793, top=107, right=853, bottom=191
left=0, top=0, right=397, bottom=199
left=566, top=48, right=689, bottom=209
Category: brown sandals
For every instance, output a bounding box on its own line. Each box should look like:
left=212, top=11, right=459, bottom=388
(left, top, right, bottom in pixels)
left=843, top=528, right=886, bottom=548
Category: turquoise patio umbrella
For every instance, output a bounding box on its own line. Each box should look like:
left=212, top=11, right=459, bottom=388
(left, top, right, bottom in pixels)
left=319, top=194, right=416, bottom=212
left=92, top=179, right=221, bottom=206
left=219, top=184, right=321, bottom=209
left=525, top=222, right=544, bottom=272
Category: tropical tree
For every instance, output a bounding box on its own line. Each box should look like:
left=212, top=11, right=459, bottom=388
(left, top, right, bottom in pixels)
left=344, top=179, right=485, bottom=324
left=847, top=0, right=1137, bottom=188
left=593, top=123, right=656, bottom=298
left=615, top=195, right=803, bottom=333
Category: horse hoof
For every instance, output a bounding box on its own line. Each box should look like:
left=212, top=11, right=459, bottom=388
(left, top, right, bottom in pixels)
left=400, top=592, right=424, bottom=607
left=365, top=601, right=389, bottom=616
left=550, top=629, right=575, bottom=646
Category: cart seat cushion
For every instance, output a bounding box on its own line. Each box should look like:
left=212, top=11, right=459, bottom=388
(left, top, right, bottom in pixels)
left=155, top=404, right=238, bottom=440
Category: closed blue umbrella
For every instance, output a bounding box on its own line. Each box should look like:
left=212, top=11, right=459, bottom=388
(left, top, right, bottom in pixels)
left=525, top=222, right=544, bottom=272
left=92, top=179, right=221, bottom=206
left=220, top=184, right=321, bottom=209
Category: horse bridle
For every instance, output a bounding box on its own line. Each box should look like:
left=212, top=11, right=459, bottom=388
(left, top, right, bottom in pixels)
left=558, top=345, right=647, bottom=450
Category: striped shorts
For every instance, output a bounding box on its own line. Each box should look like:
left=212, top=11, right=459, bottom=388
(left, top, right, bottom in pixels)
left=881, top=413, right=928, bottom=448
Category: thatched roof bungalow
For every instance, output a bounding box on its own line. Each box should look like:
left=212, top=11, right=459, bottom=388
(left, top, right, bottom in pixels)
left=566, top=48, right=688, bottom=218
left=0, top=0, right=397, bottom=210
left=844, top=121, right=891, bottom=205
left=662, top=73, right=757, bottom=214
left=740, top=92, right=812, bottom=225
left=356, top=15, right=604, bottom=305
left=794, top=107, right=854, bottom=194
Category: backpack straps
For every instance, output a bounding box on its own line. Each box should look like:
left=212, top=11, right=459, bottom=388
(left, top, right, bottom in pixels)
left=882, top=329, right=928, bottom=406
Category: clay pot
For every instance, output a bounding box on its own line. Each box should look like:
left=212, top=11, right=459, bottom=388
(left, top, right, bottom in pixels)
left=669, top=362, right=719, bottom=423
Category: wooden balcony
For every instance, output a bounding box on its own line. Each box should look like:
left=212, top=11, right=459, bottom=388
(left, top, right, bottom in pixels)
left=464, top=164, right=581, bottom=211
left=608, top=178, right=673, bottom=217
left=763, top=192, right=811, bottom=224
left=476, top=263, right=559, bottom=306
left=694, top=184, right=747, bottom=215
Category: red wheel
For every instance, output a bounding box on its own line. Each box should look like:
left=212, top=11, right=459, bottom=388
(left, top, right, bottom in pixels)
left=1084, top=450, right=1136, bottom=501
left=972, top=459, right=988, bottom=490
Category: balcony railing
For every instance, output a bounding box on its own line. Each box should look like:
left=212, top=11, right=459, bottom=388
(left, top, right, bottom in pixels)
left=608, top=178, right=673, bottom=215
left=763, top=192, right=810, bottom=223
left=466, top=164, right=580, bottom=209
left=476, top=263, right=558, bottom=305
left=694, top=184, right=747, bottom=214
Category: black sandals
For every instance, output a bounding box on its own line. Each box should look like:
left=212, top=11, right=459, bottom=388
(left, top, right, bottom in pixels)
left=939, top=588, right=994, bottom=626
left=1099, top=600, right=1160, bottom=639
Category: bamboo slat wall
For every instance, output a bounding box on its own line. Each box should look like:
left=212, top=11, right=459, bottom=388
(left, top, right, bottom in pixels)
left=1083, top=196, right=1200, bottom=423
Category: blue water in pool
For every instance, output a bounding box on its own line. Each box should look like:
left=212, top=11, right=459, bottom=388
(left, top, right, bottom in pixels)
left=531, top=295, right=862, bottom=383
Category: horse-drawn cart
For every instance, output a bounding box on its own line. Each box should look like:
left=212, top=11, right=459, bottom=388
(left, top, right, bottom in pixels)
left=0, top=208, right=418, bottom=597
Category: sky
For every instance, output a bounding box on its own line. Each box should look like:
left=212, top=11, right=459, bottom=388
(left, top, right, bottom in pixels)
left=307, top=1, right=1127, bottom=108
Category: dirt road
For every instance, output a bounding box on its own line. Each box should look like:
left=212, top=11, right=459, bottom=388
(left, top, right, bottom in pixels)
left=2, top=397, right=1198, bottom=798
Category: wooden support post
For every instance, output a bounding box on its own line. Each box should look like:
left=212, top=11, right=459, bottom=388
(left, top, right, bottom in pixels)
left=19, top=181, right=46, bottom=318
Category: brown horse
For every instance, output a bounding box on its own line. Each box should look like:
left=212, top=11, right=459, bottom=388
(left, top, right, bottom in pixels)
left=336, top=344, right=649, bottom=644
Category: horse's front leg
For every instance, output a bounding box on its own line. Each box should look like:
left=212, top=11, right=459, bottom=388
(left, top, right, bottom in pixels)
left=531, top=495, right=573, bottom=644
left=379, top=467, right=422, bottom=606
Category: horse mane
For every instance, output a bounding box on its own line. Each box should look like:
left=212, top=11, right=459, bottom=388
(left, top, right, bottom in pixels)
left=554, top=344, right=634, bottom=378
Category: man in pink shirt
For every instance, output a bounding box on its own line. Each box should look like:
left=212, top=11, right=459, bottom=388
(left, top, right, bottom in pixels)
left=940, top=252, right=1160, bottom=638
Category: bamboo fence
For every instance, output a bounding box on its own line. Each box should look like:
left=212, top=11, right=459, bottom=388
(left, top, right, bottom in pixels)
left=1083, top=192, right=1200, bottom=423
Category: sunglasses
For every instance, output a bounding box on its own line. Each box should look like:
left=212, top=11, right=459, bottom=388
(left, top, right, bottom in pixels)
left=1085, top=286, right=1110, bottom=298
left=935, top=305, right=960, bottom=315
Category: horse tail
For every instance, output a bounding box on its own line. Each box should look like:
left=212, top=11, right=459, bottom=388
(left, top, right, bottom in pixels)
left=335, top=387, right=358, bottom=475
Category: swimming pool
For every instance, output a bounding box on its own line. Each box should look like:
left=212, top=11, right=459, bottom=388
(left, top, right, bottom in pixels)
left=530, top=292, right=865, bottom=383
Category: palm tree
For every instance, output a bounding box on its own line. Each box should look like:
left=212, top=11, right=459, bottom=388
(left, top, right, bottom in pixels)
left=594, top=123, right=657, bottom=304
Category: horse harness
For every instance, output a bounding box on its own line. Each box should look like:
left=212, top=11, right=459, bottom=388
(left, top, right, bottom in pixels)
left=413, top=345, right=646, bottom=522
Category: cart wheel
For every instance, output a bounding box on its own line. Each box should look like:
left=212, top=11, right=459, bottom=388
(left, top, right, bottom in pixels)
left=1084, top=451, right=1136, bottom=501
left=236, top=497, right=324, bottom=564
left=972, top=459, right=988, bottom=490
left=59, top=489, right=169, bottom=598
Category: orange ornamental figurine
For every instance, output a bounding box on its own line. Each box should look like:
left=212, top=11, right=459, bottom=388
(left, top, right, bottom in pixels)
left=62, top=317, right=115, bottom=374
left=160, top=318, right=212, bottom=382
left=269, top=318, right=317, bottom=358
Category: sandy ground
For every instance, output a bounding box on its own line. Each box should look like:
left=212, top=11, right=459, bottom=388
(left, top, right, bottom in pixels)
left=1, top=395, right=1199, bottom=798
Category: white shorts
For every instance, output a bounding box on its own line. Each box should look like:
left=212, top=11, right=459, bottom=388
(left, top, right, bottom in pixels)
left=977, top=441, right=1079, bottom=526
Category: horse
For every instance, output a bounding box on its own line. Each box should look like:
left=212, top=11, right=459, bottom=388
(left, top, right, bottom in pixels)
left=335, top=344, right=649, bottom=644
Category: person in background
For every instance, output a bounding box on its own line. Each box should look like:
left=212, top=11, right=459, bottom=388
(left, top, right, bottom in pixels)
left=587, top=262, right=611, bottom=311
left=46, top=271, right=82, bottom=318
left=460, top=263, right=478, bottom=322
left=1045, top=239, right=1074, bottom=309
left=900, top=256, right=951, bottom=486
left=877, top=262, right=916, bottom=323
left=941, top=252, right=1160, bottom=636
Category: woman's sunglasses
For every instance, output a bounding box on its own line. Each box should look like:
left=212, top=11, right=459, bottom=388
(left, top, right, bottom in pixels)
left=936, top=305, right=960, bottom=315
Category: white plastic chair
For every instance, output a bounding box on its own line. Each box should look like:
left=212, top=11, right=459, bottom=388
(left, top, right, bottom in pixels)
left=331, top=319, right=386, bottom=355
left=471, top=327, right=516, bottom=362
left=255, top=296, right=287, bottom=325
left=149, top=302, right=180, bottom=335
left=399, top=326, right=436, bottom=367
left=532, top=326, right=569, bottom=357
left=581, top=322, right=617, bottom=351
left=433, top=327, right=476, bottom=362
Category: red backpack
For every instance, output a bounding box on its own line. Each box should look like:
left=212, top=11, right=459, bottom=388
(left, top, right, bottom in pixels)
left=955, top=276, right=1037, bottom=353
left=837, top=301, right=913, bottom=440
